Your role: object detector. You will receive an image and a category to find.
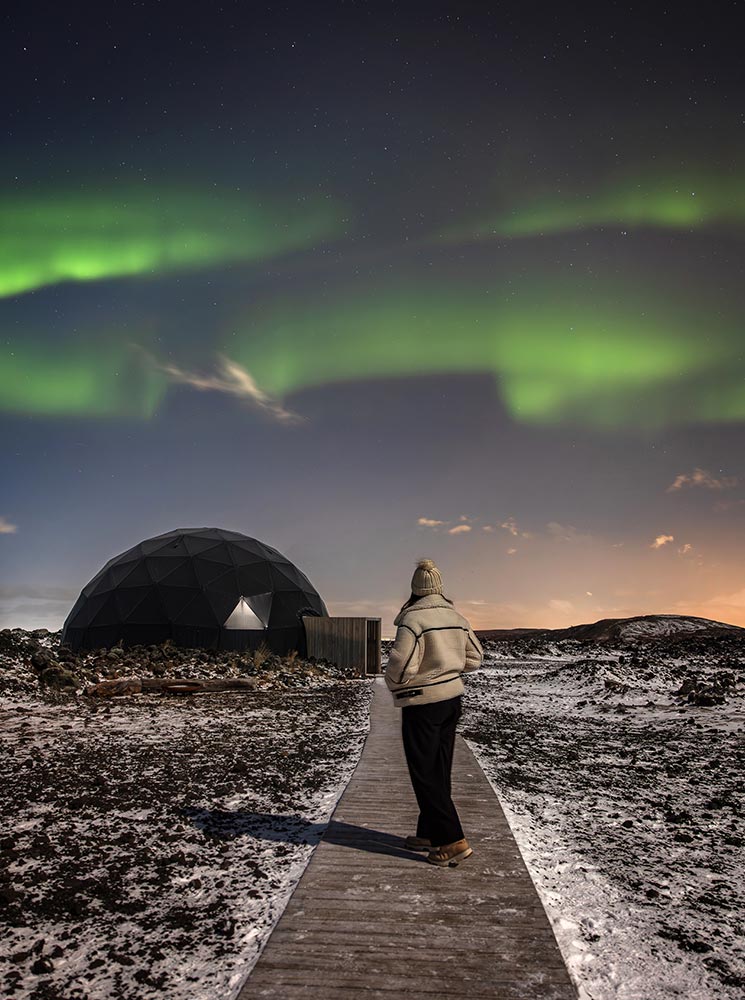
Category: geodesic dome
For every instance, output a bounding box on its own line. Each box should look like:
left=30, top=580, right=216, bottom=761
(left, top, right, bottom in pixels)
left=60, top=527, right=328, bottom=653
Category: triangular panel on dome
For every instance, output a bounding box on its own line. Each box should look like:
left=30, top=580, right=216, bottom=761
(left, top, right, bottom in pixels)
left=81, top=576, right=105, bottom=598
left=200, top=566, right=238, bottom=595
left=153, top=559, right=201, bottom=589
left=114, top=585, right=158, bottom=620
left=183, top=535, right=225, bottom=557
left=115, top=560, right=156, bottom=589
left=86, top=569, right=120, bottom=596
left=217, top=528, right=250, bottom=542
left=224, top=597, right=266, bottom=629
left=236, top=563, right=272, bottom=593
left=159, top=584, right=212, bottom=621
left=173, top=590, right=220, bottom=627
left=127, top=588, right=171, bottom=625
left=294, top=570, right=315, bottom=590
left=87, top=591, right=122, bottom=627
left=265, top=591, right=301, bottom=626
left=197, top=543, right=236, bottom=567
left=158, top=540, right=191, bottom=558
left=140, top=535, right=180, bottom=556
left=107, top=558, right=145, bottom=588
left=247, top=591, right=273, bottom=625
left=193, top=560, right=237, bottom=589
left=69, top=591, right=109, bottom=628
left=203, top=589, right=236, bottom=625
left=230, top=547, right=267, bottom=569
left=272, top=558, right=302, bottom=578
left=145, top=556, right=189, bottom=583
left=269, top=564, right=304, bottom=590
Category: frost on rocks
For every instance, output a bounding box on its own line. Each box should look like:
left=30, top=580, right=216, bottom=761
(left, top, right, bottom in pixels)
left=461, top=638, right=745, bottom=1000
left=0, top=628, right=373, bottom=1000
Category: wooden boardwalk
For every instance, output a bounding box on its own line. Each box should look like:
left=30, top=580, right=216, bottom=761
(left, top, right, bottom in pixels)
left=237, top=677, right=577, bottom=999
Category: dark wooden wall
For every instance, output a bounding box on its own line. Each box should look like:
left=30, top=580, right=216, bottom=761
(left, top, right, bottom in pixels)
left=303, top=617, right=382, bottom=676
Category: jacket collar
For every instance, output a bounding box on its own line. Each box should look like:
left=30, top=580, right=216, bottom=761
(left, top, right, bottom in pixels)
left=394, top=593, right=454, bottom=626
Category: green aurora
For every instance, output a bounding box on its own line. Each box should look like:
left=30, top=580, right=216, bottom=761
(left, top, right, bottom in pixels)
left=3, top=173, right=744, bottom=431
left=227, top=278, right=744, bottom=430
left=1, top=337, right=165, bottom=419
left=436, top=169, right=745, bottom=241
left=4, top=277, right=742, bottom=430
left=0, top=185, right=347, bottom=298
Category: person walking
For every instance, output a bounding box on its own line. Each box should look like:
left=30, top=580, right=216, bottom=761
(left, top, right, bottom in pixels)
left=384, top=557, right=484, bottom=867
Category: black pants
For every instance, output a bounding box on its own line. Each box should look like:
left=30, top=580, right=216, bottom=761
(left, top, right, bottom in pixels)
left=401, top=694, right=465, bottom=846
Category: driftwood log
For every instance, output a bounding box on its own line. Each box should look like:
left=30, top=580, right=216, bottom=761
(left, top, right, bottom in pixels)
left=84, top=677, right=259, bottom=698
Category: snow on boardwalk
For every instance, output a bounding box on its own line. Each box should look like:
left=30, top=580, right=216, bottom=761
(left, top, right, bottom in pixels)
left=236, top=677, right=577, bottom=999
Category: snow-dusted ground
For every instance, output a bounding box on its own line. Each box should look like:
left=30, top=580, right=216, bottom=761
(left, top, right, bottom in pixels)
left=461, top=648, right=744, bottom=1000
left=0, top=680, right=373, bottom=1000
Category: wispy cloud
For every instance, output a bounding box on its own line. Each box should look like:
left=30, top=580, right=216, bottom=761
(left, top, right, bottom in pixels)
left=418, top=517, right=474, bottom=535
left=548, top=598, right=574, bottom=614
left=499, top=517, right=532, bottom=538
left=507, top=547, right=517, bottom=555
left=713, top=498, right=745, bottom=512
left=666, top=467, right=739, bottom=492
left=0, top=584, right=79, bottom=600
left=701, top=588, right=745, bottom=610
left=545, top=521, right=592, bottom=542
left=135, top=344, right=305, bottom=424
left=679, top=588, right=745, bottom=627
left=419, top=514, right=533, bottom=538
left=678, top=542, right=693, bottom=555
left=0, top=516, right=17, bottom=534
left=650, top=534, right=675, bottom=549
left=0, top=584, right=81, bottom=630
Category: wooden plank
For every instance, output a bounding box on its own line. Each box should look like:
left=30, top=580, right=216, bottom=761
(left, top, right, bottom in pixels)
left=256, top=936, right=569, bottom=958
left=261, top=934, right=571, bottom=961
left=245, top=968, right=575, bottom=996
left=237, top=677, right=577, bottom=1000
left=271, top=908, right=554, bottom=927
left=248, top=965, right=574, bottom=989
left=239, top=985, right=578, bottom=1000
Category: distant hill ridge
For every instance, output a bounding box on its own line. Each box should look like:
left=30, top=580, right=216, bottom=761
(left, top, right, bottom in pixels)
left=476, top=613, right=745, bottom=644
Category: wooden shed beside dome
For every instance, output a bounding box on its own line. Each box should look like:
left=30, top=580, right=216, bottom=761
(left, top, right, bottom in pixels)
left=303, top=615, right=382, bottom=676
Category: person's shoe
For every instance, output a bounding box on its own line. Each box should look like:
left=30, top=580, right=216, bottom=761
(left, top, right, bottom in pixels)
left=404, top=835, right=435, bottom=851
left=426, top=838, right=473, bottom=867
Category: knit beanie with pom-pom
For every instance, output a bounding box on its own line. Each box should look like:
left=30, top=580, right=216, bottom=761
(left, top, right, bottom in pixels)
left=411, top=557, right=444, bottom=596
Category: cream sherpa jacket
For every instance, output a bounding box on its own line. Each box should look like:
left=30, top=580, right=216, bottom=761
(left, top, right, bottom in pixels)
left=384, top=593, right=484, bottom=707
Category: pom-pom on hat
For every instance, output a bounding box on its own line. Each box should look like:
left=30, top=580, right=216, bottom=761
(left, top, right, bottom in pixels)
left=411, top=557, right=444, bottom=596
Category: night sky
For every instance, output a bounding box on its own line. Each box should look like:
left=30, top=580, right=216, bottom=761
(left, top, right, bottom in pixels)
left=3, top=3, right=745, bottom=636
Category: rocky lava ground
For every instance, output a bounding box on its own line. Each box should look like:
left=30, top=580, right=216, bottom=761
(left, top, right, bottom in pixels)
left=459, top=638, right=744, bottom=1000
left=0, top=628, right=373, bottom=1000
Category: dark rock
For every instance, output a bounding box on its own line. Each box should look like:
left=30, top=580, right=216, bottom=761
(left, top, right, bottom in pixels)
left=0, top=886, right=20, bottom=906
left=39, top=666, right=80, bottom=689
left=665, top=809, right=692, bottom=824
left=30, top=650, right=55, bottom=672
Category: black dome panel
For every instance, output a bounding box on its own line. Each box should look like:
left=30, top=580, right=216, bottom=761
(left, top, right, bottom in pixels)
left=61, top=527, right=328, bottom=653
